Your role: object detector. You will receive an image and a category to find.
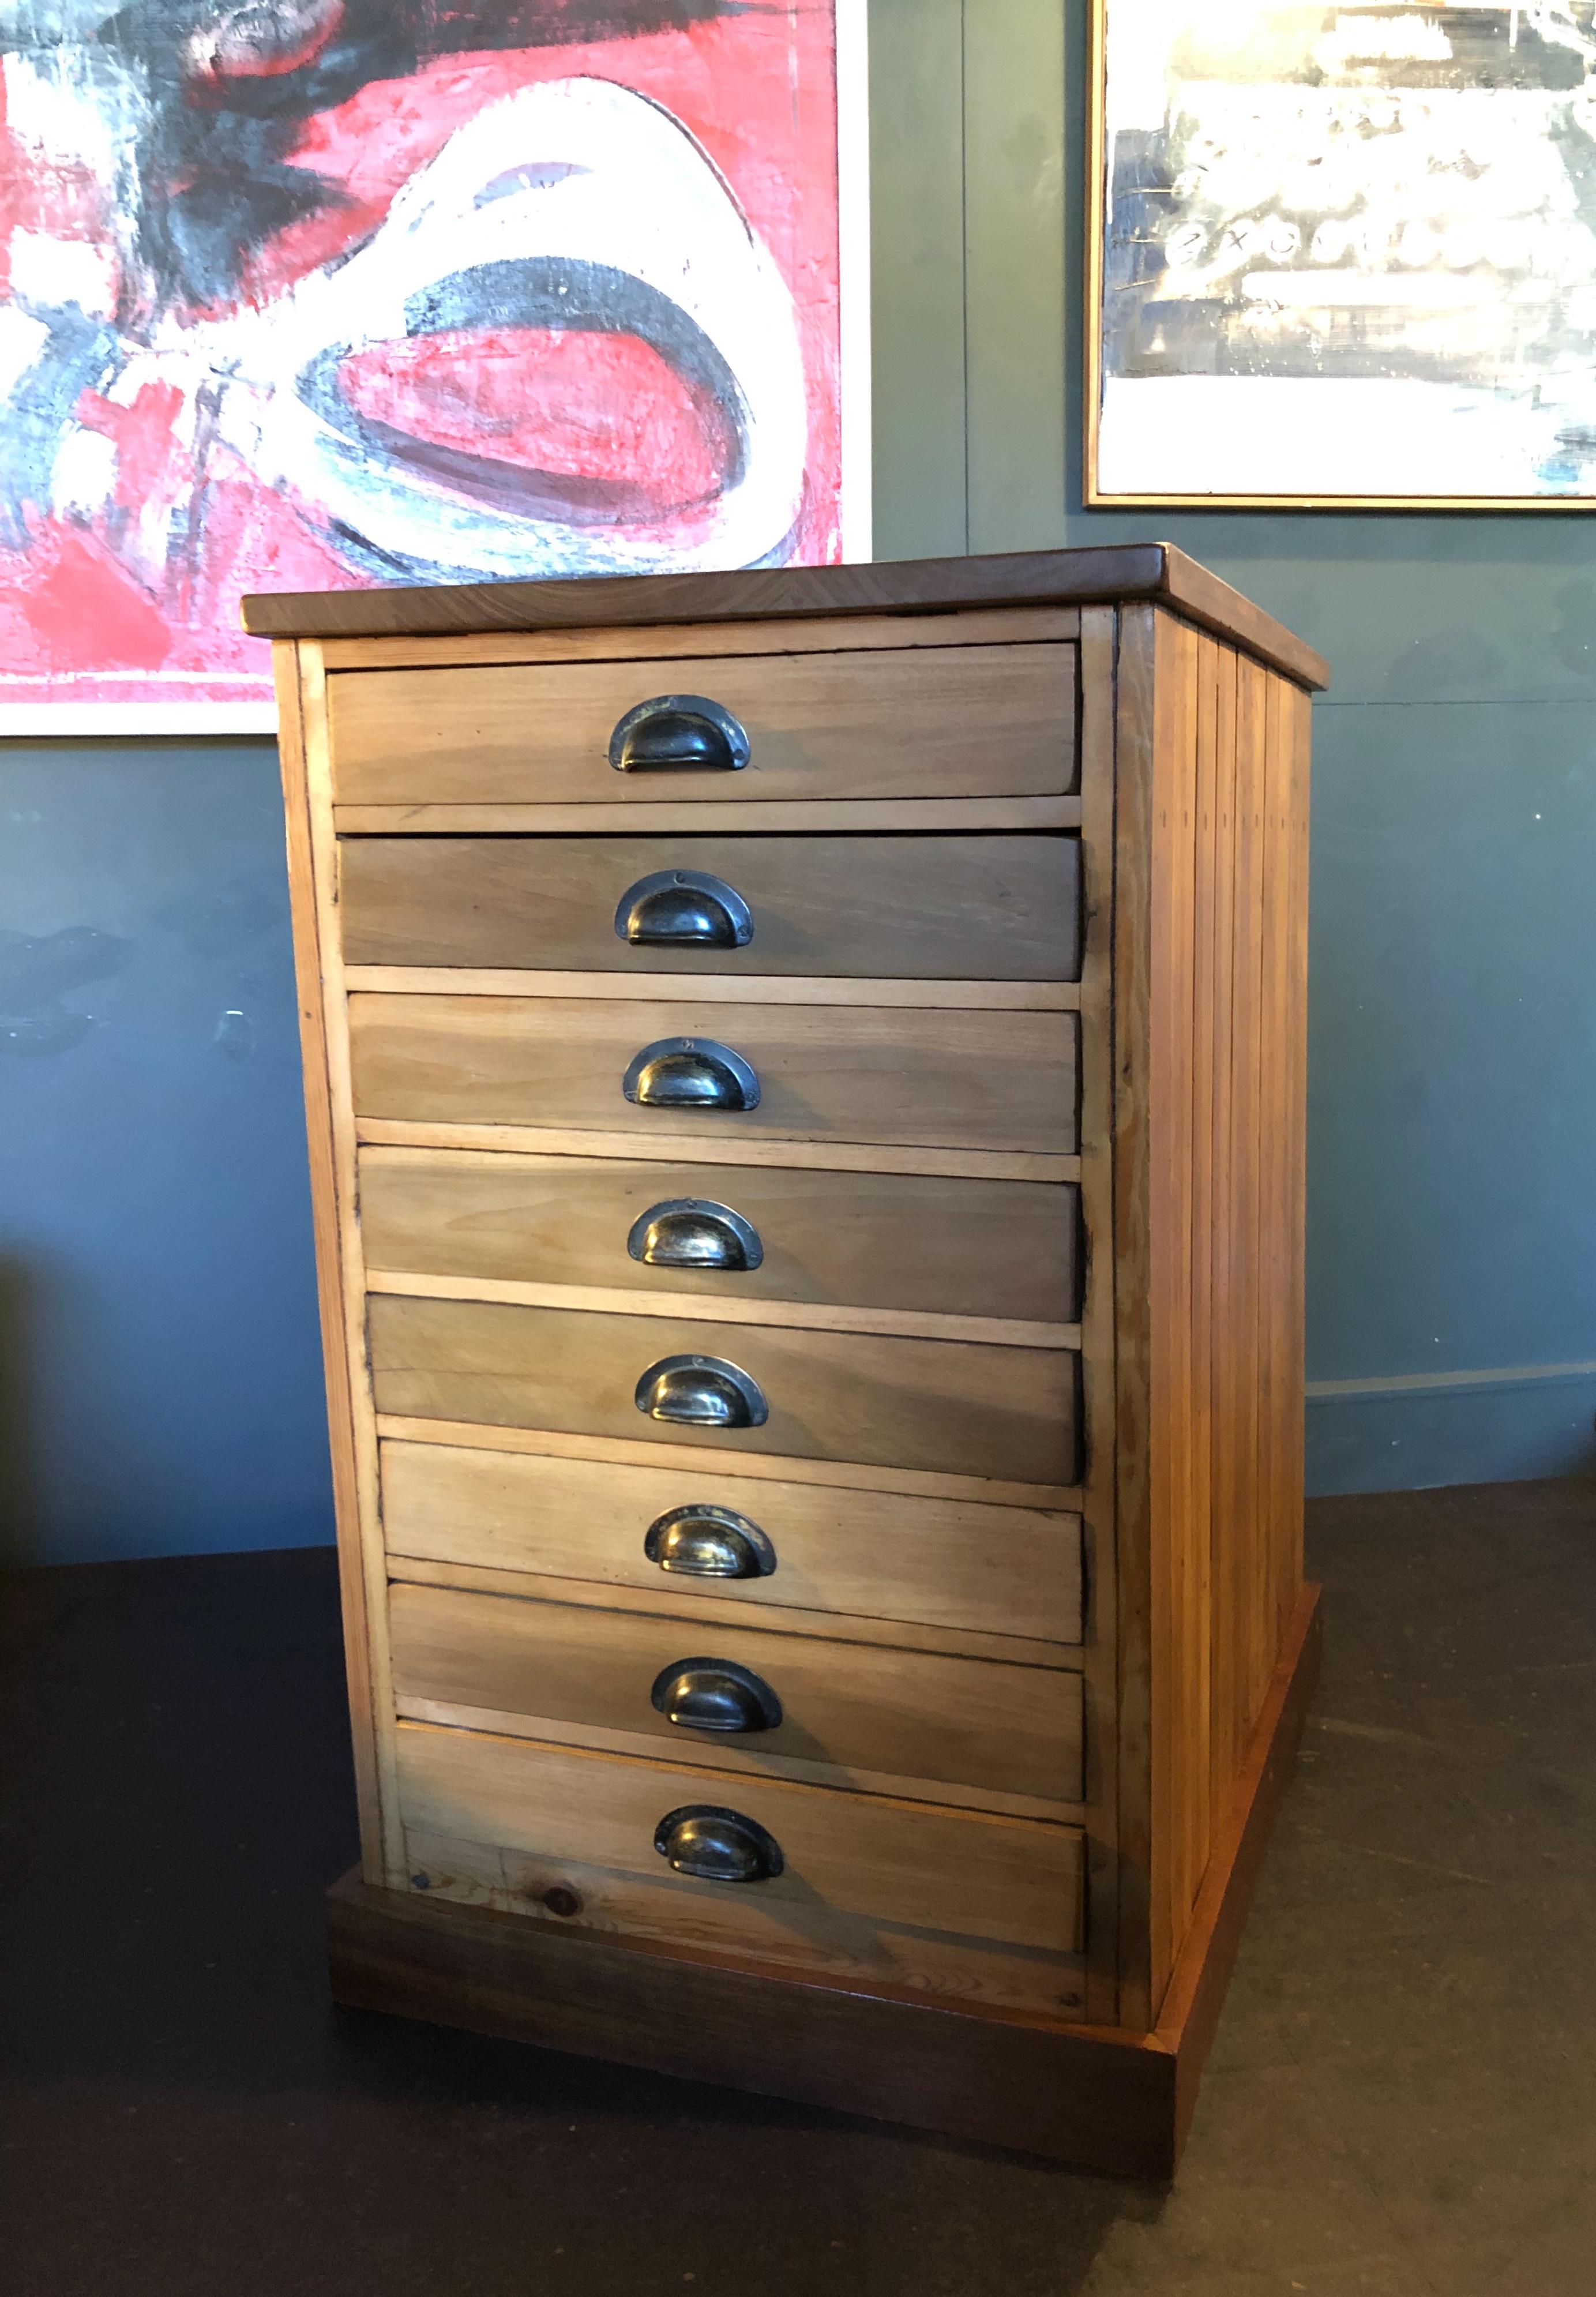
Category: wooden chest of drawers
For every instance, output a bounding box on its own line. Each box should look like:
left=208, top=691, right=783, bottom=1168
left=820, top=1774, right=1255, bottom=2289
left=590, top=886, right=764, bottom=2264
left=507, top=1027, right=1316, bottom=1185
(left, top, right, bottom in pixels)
left=249, top=544, right=1326, bottom=2176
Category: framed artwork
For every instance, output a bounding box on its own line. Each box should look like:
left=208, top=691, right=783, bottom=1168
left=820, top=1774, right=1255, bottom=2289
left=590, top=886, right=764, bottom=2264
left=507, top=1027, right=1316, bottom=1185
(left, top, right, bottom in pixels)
left=0, top=1, right=870, bottom=732
left=1088, top=2, right=1596, bottom=508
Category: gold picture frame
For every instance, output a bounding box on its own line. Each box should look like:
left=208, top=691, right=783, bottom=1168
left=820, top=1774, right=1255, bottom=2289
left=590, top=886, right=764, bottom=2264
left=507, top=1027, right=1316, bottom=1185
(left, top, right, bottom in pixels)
left=1086, top=0, right=1596, bottom=511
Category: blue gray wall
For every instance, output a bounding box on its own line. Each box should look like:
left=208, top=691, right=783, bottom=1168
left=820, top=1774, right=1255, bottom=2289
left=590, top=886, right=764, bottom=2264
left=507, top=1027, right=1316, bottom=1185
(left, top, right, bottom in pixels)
left=0, top=744, right=332, bottom=1564
left=871, top=0, right=1596, bottom=1496
left=1, top=2, right=1590, bottom=1567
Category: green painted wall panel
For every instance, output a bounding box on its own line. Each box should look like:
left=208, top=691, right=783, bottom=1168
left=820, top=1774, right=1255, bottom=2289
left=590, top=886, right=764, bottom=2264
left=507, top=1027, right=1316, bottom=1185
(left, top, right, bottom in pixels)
left=0, top=744, right=332, bottom=1567
left=1309, top=701, right=1596, bottom=1379
left=1059, top=524, right=1596, bottom=709
left=872, top=0, right=1596, bottom=1492
left=868, top=0, right=969, bottom=560
left=961, top=0, right=1068, bottom=554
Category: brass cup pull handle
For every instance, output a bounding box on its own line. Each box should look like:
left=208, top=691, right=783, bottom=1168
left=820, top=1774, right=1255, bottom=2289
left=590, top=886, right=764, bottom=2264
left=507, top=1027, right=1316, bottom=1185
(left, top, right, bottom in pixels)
left=634, top=1354, right=769, bottom=1430
left=644, top=1504, right=777, bottom=1579
left=609, top=696, right=751, bottom=774
left=615, top=870, right=753, bottom=949
left=650, top=1657, right=783, bottom=1735
left=622, top=1037, right=760, bottom=1112
left=654, top=1804, right=784, bottom=1883
left=628, top=1199, right=764, bottom=1272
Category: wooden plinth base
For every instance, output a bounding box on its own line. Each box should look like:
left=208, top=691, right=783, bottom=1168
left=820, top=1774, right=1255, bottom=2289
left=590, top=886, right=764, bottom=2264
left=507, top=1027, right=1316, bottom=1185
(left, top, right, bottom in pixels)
left=328, top=1586, right=1320, bottom=2179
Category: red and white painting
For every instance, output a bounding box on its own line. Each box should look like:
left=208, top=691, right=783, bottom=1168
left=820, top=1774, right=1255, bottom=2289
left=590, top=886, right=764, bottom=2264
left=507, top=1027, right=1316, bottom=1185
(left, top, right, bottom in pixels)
left=0, top=1, right=868, bottom=729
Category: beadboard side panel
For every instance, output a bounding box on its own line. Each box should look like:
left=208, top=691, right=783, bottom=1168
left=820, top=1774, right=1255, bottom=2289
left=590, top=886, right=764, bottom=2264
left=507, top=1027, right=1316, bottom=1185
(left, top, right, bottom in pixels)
left=1114, top=607, right=1310, bottom=2024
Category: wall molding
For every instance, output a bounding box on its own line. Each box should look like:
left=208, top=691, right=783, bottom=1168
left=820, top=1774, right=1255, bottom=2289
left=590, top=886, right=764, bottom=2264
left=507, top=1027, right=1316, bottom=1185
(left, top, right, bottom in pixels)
left=1307, top=1364, right=1596, bottom=1497
left=1309, top=1361, right=1596, bottom=1404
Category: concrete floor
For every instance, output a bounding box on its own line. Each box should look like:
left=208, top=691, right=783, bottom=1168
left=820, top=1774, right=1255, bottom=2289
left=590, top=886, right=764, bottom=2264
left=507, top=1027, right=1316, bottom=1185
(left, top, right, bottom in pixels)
left=2, top=1476, right=1592, bottom=2296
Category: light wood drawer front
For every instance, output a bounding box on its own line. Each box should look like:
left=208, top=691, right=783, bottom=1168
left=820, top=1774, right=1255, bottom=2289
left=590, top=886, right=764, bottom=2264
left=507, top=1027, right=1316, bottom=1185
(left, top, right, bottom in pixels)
left=402, top=1826, right=1085, bottom=2017
left=382, top=1442, right=1084, bottom=1647
left=395, top=1720, right=1085, bottom=1957
left=338, top=835, right=1081, bottom=981
left=390, top=1583, right=1084, bottom=1812
left=348, top=996, right=1080, bottom=1157
left=360, top=1150, right=1081, bottom=1326
left=369, top=1296, right=1081, bottom=1486
left=326, top=642, right=1078, bottom=808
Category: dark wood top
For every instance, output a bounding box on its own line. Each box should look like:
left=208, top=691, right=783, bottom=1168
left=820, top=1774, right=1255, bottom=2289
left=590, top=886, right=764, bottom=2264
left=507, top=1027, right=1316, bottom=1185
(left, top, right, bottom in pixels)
left=242, top=543, right=1330, bottom=691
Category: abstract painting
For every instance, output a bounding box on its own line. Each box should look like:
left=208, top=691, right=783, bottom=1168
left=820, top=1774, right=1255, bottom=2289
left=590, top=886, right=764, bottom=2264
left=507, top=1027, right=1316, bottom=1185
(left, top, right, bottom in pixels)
left=1090, top=2, right=1596, bottom=506
left=0, top=1, right=867, bottom=727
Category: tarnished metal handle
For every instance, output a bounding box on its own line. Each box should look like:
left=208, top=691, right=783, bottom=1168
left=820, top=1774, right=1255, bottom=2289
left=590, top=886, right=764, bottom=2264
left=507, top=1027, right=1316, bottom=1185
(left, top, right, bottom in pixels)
left=609, top=695, right=750, bottom=774
left=654, top=1805, right=784, bottom=1883
left=644, top=1503, right=777, bottom=1579
left=650, top=1657, right=783, bottom=1735
left=622, top=1037, right=760, bottom=1112
left=615, top=869, right=753, bottom=948
left=635, top=1354, right=769, bottom=1430
left=628, top=1199, right=764, bottom=1271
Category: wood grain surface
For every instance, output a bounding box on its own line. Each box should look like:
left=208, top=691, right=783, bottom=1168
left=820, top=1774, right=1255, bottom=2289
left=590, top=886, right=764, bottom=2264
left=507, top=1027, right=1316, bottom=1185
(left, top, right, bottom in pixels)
left=348, top=994, right=1081, bottom=1157
left=337, top=834, right=1082, bottom=981
left=1108, top=603, right=1158, bottom=2028
left=358, top=1146, right=1081, bottom=1325
left=388, top=1581, right=1086, bottom=1813
left=377, top=1413, right=1080, bottom=1511
left=365, top=1268, right=1074, bottom=1353
left=332, top=795, right=1083, bottom=837
left=1073, top=599, right=1123, bottom=2024
left=325, top=641, right=1078, bottom=808
left=275, top=644, right=391, bottom=1881
left=354, top=1117, right=1078, bottom=1186
left=398, top=1827, right=1087, bottom=2017
left=326, top=1862, right=1124, bottom=2158
left=244, top=542, right=1330, bottom=690
left=294, top=643, right=415, bottom=1883
left=380, top=1436, right=1082, bottom=1645
left=326, top=1588, right=1320, bottom=2171
left=392, top=1718, right=1086, bottom=1955
left=342, top=970, right=1079, bottom=1011
left=367, top=1293, right=1083, bottom=1486
left=1112, top=609, right=1312, bottom=2022
left=318, top=605, right=1080, bottom=673
left=268, top=549, right=1317, bottom=2085
left=389, top=1553, right=1074, bottom=1673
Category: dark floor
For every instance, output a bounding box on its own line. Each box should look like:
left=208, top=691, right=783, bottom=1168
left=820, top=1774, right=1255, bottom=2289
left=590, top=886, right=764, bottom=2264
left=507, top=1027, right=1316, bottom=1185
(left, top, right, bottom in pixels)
left=3, top=1480, right=1593, bottom=2296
